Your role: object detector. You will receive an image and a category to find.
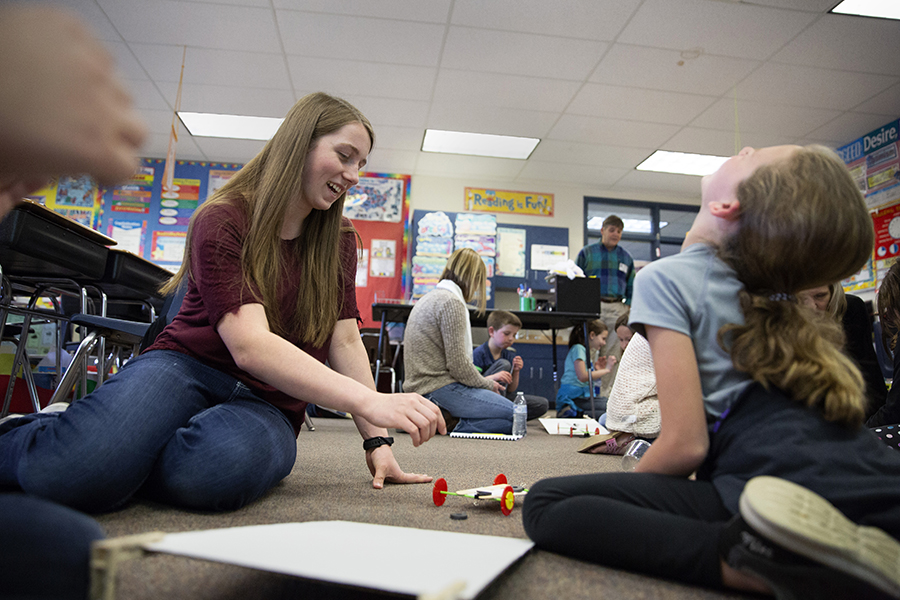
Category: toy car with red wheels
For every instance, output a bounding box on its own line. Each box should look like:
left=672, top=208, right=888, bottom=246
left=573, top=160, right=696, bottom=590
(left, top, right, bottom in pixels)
left=432, top=474, right=527, bottom=516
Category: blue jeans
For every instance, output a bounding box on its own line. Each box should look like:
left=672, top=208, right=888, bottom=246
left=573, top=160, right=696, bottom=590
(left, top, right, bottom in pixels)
left=0, top=350, right=297, bottom=513
left=424, top=381, right=514, bottom=434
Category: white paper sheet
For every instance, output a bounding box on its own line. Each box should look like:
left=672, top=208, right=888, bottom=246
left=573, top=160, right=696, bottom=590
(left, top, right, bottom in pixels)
left=145, top=521, right=533, bottom=599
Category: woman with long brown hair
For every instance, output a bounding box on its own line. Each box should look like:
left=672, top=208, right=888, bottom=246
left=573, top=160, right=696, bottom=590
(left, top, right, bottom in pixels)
left=0, top=92, right=444, bottom=513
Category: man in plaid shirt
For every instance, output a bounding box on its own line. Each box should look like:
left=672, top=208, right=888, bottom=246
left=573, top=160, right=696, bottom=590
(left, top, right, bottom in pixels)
left=575, top=215, right=635, bottom=395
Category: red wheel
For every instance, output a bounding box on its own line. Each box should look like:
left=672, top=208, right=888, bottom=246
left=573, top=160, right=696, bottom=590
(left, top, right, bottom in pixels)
left=433, top=478, right=448, bottom=506
left=493, top=473, right=507, bottom=485
left=500, top=485, right=515, bottom=516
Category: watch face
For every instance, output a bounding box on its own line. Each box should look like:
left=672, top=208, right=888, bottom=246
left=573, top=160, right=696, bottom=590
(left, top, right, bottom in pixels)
left=890, top=216, right=900, bottom=239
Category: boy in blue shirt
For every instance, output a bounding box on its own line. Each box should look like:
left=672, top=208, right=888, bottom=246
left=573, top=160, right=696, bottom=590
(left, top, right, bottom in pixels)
left=473, top=311, right=549, bottom=420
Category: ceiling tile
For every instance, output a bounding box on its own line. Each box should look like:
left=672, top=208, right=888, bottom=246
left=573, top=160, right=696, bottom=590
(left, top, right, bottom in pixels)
left=853, top=83, right=900, bottom=116
left=426, top=104, right=559, bottom=139
left=529, top=140, right=655, bottom=169
left=62, top=0, right=122, bottom=41
left=365, top=148, right=421, bottom=175
left=276, top=11, right=445, bottom=66
left=130, top=44, right=291, bottom=90
left=286, top=57, right=436, bottom=101
left=432, top=70, right=581, bottom=113
left=341, top=96, right=430, bottom=129
left=661, top=127, right=797, bottom=156
left=122, top=79, right=172, bottom=111
left=740, top=0, right=836, bottom=9
left=617, top=0, right=817, bottom=60
left=807, top=112, right=900, bottom=146
left=192, top=137, right=268, bottom=163
left=612, top=169, right=702, bottom=198
left=691, top=98, right=841, bottom=137
left=369, top=125, right=425, bottom=152
left=548, top=115, right=681, bottom=148
left=517, top=161, right=630, bottom=188
left=590, top=44, right=761, bottom=97
left=141, top=132, right=206, bottom=162
left=104, top=41, right=149, bottom=81
left=773, top=13, right=900, bottom=76
left=450, top=0, right=641, bottom=40
left=441, top=27, right=607, bottom=80
left=97, top=0, right=282, bottom=52
left=157, top=82, right=296, bottom=118
left=273, top=0, right=452, bottom=22
left=567, top=84, right=717, bottom=125
left=736, top=62, right=899, bottom=110
left=414, top=153, right=525, bottom=179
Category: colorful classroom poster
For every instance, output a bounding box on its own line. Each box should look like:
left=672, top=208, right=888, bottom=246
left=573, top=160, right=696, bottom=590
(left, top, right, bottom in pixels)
left=158, top=178, right=200, bottom=226
left=344, top=175, right=407, bottom=223
left=108, top=219, right=147, bottom=256
left=151, top=231, right=186, bottom=264
left=370, top=239, right=396, bottom=278
left=110, top=166, right=154, bottom=214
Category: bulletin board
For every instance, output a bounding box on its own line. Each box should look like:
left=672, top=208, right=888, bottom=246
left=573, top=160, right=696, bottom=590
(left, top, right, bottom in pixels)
left=837, top=117, right=900, bottom=291
left=98, top=158, right=242, bottom=265
left=345, top=173, right=411, bottom=330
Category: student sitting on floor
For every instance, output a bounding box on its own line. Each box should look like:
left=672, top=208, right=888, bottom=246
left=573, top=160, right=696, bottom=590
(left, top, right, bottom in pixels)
left=404, top=248, right=514, bottom=435
left=555, top=319, right=616, bottom=419
left=472, top=310, right=549, bottom=420
left=524, top=145, right=900, bottom=600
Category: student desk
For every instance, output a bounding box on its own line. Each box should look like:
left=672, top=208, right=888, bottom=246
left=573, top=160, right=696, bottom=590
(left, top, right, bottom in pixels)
left=0, top=201, right=170, bottom=414
left=371, top=303, right=604, bottom=413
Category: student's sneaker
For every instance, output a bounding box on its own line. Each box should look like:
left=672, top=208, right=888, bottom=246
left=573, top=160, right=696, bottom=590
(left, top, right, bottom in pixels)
left=720, top=476, right=900, bottom=600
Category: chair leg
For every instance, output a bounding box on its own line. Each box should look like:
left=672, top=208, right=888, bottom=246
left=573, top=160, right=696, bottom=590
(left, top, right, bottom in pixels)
left=49, top=330, right=99, bottom=405
left=304, top=411, right=315, bottom=432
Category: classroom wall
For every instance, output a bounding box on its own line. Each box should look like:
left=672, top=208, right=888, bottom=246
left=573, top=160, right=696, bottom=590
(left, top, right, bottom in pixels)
left=408, top=173, right=701, bottom=268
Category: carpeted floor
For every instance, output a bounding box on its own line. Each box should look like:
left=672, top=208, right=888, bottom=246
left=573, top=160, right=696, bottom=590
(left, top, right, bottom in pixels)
left=95, top=416, right=752, bottom=600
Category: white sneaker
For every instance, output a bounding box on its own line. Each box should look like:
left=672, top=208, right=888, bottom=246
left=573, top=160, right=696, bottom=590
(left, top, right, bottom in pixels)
left=39, top=402, right=69, bottom=413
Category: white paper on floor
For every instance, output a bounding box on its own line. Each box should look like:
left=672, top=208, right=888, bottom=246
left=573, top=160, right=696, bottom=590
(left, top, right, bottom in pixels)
left=145, top=520, right=534, bottom=599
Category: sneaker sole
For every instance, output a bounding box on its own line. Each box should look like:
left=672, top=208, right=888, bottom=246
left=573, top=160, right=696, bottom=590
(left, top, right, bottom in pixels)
left=739, top=476, right=900, bottom=599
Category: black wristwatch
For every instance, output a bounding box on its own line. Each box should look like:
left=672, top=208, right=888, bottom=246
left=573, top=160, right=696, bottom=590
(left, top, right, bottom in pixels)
left=363, top=436, right=394, bottom=451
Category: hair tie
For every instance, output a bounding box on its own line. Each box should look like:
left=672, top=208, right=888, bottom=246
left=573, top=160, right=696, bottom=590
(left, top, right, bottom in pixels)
left=768, top=293, right=795, bottom=302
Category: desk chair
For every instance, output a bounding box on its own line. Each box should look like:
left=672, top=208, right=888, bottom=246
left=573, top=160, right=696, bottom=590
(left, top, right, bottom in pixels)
left=50, top=285, right=317, bottom=432
left=360, top=328, right=397, bottom=393
left=49, top=285, right=185, bottom=405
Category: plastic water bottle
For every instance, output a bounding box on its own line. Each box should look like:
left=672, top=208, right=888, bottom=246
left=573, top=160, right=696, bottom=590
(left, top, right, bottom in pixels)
left=513, top=392, right=527, bottom=437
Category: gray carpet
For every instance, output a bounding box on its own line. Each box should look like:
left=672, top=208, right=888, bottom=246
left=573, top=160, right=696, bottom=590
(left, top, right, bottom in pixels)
left=95, top=417, right=751, bottom=600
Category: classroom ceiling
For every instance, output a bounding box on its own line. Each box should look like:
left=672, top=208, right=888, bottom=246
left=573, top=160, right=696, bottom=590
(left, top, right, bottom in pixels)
left=64, top=0, right=900, bottom=200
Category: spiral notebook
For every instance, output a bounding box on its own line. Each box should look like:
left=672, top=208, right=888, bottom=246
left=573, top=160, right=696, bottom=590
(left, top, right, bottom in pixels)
left=449, top=432, right=524, bottom=441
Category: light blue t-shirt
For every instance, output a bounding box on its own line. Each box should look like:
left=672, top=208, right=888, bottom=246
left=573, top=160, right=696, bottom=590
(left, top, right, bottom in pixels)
left=629, top=243, right=752, bottom=421
left=560, top=343, right=590, bottom=390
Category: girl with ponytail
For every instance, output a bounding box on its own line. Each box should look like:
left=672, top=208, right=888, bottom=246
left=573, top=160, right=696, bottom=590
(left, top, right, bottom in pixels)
left=524, top=145, right=900, bottom=600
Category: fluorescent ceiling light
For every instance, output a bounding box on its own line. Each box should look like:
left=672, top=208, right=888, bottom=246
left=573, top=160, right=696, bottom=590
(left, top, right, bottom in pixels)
left=636, top=150, right=729, bottom=177
left=178, top=112, right=284, bottom=141
left=422, top=129, right=539, bottom=160
left=587, top=217, right=668, bottom=234
left=831, top=0, right=900, bottom=20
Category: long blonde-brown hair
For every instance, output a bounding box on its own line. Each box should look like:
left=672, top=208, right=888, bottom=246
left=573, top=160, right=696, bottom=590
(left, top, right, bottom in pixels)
left=440, top=248, right=487, bottom=315
left=160, top=92, right=374, bottom=346
left=717, top=145, right=874, bottom=426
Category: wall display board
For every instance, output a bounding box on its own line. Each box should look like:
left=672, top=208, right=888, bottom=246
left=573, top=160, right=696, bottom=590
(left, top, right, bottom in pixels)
left=99, top=158, right=242, bottom=266
left=345, top=173, right=411, bottom=330
left=410, top=210, right=496, bottom=304
left=410, top=210, right=569, bottom=303
left=838, top=118, right=900, bottom=291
